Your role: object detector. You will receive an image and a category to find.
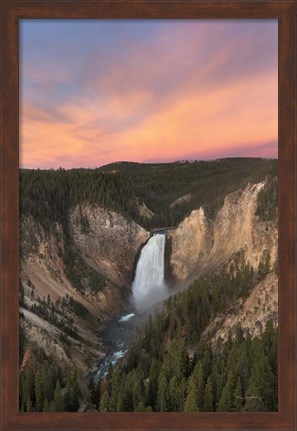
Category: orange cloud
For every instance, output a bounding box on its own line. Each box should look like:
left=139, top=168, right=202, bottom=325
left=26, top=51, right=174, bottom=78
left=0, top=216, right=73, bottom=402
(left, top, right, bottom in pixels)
left=20, top=21, right=278, bottom=168
left=20, top=66, right=277, bottom=168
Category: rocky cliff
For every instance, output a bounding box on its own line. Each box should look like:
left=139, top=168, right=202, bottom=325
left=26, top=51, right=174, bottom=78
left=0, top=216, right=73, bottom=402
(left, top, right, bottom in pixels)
left=69, top=204, right=150, bottom=287
left=204, top=271, right=278, bottom=344
left=20, top=207, right=150, bottom=370
left=168, top=181, right=278, bottom=282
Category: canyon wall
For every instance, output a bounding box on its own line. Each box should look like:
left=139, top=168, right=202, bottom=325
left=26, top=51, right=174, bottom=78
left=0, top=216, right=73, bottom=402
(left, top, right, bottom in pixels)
left=168, top=181, right=278, bottom=282
left=69, top=204, right=150, bottom=287
left=20, top=207, right=150, bottom=369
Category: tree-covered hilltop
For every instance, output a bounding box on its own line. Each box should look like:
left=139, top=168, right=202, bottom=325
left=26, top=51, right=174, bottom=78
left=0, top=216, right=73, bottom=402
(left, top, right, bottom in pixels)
left=97, top=253, right=277, bottom=412
left=20, top=158, right=277, bottom=231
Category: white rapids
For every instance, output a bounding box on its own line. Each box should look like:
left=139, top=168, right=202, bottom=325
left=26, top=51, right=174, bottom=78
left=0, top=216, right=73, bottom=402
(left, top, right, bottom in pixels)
left=118, top=313, right=135, bottom=322
left=132, top=233, right=167, bottom=311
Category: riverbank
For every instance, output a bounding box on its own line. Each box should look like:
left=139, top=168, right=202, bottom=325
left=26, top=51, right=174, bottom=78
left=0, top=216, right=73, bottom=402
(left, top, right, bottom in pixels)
left=92, top=310, right=149, bottom=381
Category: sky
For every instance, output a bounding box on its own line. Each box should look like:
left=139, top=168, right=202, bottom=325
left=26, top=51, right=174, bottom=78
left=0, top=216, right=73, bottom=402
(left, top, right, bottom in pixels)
left=20, top=20, right=278, bottom=169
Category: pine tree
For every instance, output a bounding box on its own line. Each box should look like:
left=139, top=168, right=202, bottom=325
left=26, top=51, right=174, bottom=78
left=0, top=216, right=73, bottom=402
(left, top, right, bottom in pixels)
left=89, top=378, right=100, bottom=410
left=201, top=345, right=212, bottom=380
left=25, top=367, right=35, bottom=402
left=168, top=338, right=188, bottom=381
left=203, top=377, right=214, bottom=412
left=42, top=368, right=54, bottom=404
left=195, top=361, right=205, bottom=410
left=184, top=360, right=204, bottom=412
left=235, top=325, right=244, bottom=347
left=53, top=380, right=64, bottom=412
left=122, top=372, right=134, bottom=412
left=244, top=378, right=264, bottom=412
left=34, top=369, right=44, bottom=412
left=42, top=398, right=50, bottom=412
left=257, top=250, right=271, bottom=281
left=262, top=320, right=278, bottom=374
left=245, top=354, right=274, bottom=411
left=234, top=377, right=243, bottom=411
left=110, top=367, right=123, bottom=411
left=116, top=391, right=125, bottom=412
left=147, top=359, right=159, bottom=408
left=157, top=369, right=169, bottom=412
left=218, top=373, right=234, bottom=412
left=64, top=388, right=71, bottom=412
left=25, top=391, right=32, bottom=412
left=184, top=384, right=198, bottom=411
left=131, top=371, right=142, bottom=411
left=169, top=376, right=180, bottom=411
left=211, top=359, right=226, bottom=409
left=49, top=399, right=56, bottom=412
left=99, top=391, right=110, bottom=412
left=235, top=341, right=250, bottom=394
left=69, top=379, right=80, bottom=412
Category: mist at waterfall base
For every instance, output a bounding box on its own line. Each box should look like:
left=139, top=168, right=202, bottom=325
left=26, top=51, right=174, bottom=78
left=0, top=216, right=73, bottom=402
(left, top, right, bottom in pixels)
left=94, top=234, right=168, bottom=381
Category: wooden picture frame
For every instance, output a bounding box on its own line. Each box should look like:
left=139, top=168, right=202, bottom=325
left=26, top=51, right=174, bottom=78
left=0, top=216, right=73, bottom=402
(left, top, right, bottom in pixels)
left=1, top=1, right=296, bottom=430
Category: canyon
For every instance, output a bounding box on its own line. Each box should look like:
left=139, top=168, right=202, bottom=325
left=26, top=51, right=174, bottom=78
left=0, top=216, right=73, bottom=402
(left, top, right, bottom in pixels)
left=19, top=175, right=278, bottom=374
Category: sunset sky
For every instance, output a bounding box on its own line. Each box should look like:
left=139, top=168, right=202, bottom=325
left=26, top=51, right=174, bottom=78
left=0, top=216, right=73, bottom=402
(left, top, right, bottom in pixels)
left=20, top=20, right=278, bottom=169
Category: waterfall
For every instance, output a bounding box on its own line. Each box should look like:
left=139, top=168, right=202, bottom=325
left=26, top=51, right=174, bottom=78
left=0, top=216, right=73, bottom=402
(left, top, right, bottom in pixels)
left=132, top=233, right=167, bottom=311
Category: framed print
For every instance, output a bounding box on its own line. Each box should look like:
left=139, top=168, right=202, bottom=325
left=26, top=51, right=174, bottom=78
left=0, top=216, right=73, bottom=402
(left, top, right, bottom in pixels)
left=1, top=1, right=296, bottom=431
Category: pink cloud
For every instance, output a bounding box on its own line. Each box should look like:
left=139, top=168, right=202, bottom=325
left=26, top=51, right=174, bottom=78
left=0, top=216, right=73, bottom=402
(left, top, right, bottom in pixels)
left=20, top=21, right=278, bottom=168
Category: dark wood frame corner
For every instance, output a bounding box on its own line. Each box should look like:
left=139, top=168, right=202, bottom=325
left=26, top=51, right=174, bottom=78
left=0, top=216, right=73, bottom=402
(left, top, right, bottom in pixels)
left=1, top=1, right=296, bottom=430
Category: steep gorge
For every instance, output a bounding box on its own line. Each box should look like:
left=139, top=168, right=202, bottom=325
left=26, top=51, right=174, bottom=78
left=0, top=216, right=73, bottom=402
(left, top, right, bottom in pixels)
left=20, top=208, right=150, bottom=370
left=19, top=174, right=278, bottom=376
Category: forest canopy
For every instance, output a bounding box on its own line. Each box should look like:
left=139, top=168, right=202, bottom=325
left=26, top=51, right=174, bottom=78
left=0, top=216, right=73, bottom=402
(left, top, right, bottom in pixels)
left=20, top=158, right=277, bottom=230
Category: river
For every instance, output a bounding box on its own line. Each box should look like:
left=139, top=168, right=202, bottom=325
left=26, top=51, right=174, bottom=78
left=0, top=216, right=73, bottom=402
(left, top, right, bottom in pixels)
left=94, top=233, right=167, bottom=381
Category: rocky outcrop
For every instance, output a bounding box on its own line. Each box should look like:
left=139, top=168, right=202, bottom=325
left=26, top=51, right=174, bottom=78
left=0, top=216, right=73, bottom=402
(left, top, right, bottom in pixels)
left=208, top=182, right=277, bottom=269
left=20, top=307, right=106, bottom=371
left=138, top=202, right=154, bottom=219
left=20, top=216, right=65, bottom=284
left=69, top=204, right=150, bottom=287
left=170, top=193, right=192, bottom=208
left=204, top=271, right=278, bottom=343
left=168, top=208, right=213, bottom=281
left=20, top=215, right=117, bottom=317
left=168, top=181, right=278, bottom=282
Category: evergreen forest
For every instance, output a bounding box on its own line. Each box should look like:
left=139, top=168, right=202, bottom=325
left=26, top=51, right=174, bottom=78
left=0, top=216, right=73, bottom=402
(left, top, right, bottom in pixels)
left=96, top=253, right=277, bottom=412
left=20, top=158, right=277, bottom=231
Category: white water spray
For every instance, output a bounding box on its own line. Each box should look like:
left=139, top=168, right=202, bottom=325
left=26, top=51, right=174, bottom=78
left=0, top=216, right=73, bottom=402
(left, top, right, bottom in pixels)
left=132, top=233, right=167, bottom=311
